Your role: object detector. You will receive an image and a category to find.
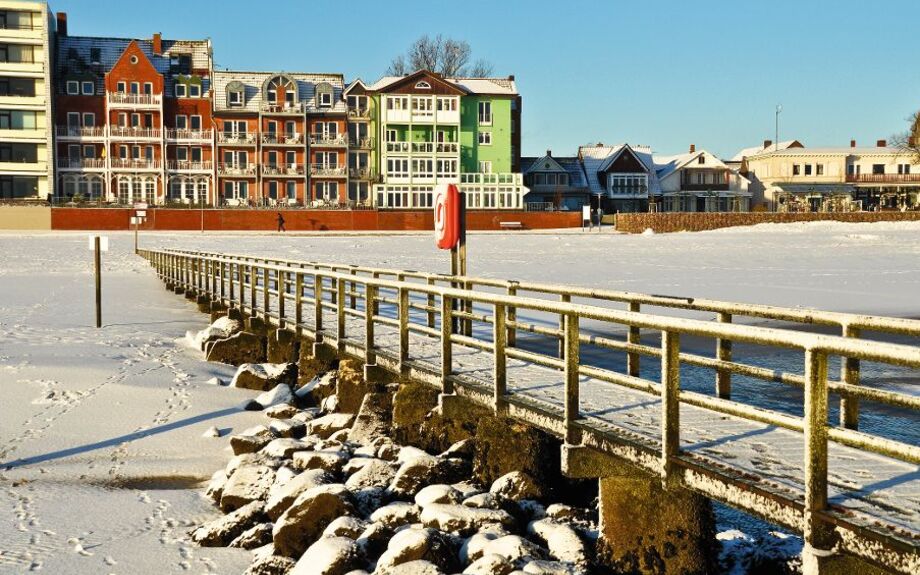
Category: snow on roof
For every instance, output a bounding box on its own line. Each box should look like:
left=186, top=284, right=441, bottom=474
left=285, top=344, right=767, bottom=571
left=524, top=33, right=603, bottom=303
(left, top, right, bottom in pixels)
left=367, top=73, right=517, bottom=95
left=212, top=70, right=346, bottom=113
left=755, top=146, right=910, bottom=157
left=731, top=140, right=800, bottom=162
left=577, top=144, right=660, bottom=195
left=57, top=35, right=211, bottom=95
left=521, top=155, right=589, bottom=189
left=654, top=150, right=729, bottom=182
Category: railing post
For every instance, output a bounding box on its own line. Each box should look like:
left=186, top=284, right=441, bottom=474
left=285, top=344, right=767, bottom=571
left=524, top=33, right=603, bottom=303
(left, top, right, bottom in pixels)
left=627, top=301, right=641, bottom=377
left=840, top=325, right=861, bottom=430
left=249, top=264, right=256, bottom=311
left=349, top=269, right=358, bottom=310
left=229, top=262, right=235, bottom=303
left=398, top=287, right=410, bottom=373
left=563, top=313, right=580, bottom=445
left=371, top=272, right=380, bottom=316
left=661, top=331, right=680, bottom=483
left=506, top=283, right=517, bottom=348
left=803, top=348, right=832, bottom=554
left=336, top=277, right=346, bottom=350
left=441, top=294, right=453, bottom=395
left=558, top=293, right=571, bottom=359
left=262, top=267, right=270, bottom=318
left=716, top=312, right=733, bottom=399
left=210, top=259, right=217, bottom=299
left=364, top=283, right=377, bottom=364
left=427, top=278, right=436, bottom=329
left=493, top=303, right=507, bottom=412
left=237, top=263, right=245, bottom=310
left=277, top=268, right=286, bottom=323
left=313, top=273, right=323, bottom=335
left=294, top=272, right=303, bottom=336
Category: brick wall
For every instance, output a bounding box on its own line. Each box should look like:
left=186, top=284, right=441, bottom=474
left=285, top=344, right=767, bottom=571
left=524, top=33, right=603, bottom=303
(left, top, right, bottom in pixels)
left=615, top=212, right=920, bottom=233
left=49, top=208, right=580, bottom=231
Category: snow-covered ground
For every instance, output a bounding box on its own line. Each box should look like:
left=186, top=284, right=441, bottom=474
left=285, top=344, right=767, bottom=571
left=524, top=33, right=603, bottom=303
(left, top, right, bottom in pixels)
left=1, top=220, right=918, bottom=574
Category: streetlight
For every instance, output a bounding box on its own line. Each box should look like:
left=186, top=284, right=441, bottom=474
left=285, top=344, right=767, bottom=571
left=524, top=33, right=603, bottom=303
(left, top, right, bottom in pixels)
left=775, top=104, right=783, bottom=151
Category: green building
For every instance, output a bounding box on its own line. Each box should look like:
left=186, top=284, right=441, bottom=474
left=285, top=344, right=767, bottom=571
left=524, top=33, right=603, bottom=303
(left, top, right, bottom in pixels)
left=345, top=70, right=524, bottom=209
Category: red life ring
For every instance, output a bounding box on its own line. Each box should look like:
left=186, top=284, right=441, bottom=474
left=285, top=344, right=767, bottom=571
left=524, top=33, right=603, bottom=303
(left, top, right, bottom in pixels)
left=434, top=184, right=460, bottom=250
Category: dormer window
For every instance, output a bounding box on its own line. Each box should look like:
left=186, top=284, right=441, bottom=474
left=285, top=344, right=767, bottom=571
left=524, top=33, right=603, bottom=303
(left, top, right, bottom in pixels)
left=81, top=81, right=94, bottom=95
left=175, top=83, right=187, bottom=97
left=189, top=84, right=200, bottom=98
left=415, top=81, right=431, bottom=89
left=66, top=80, right=79, bottom=95
left=267, top=88, right=277, bottom=104
left=229, top=91, right=243, bottom=106
left=320, top=92, right=332, bottom=107
left=698, top=155, right=705, bottom=164
left=90, top=47, right=101, bottom=64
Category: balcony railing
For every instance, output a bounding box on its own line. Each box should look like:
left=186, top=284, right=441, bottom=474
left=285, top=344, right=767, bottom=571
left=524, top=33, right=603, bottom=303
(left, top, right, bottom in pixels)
left=347, top=107, right=371, bottom=119
left=846, top=173, right=920, bottom=183
left=166, top=129, right=213, bottom=141
left=262, top=132, right=304, bottom=145
left=56, top=126, right=106, bottom=139
left=459, top=172, right=523, bottom=186
left=262, top=164, right=305, bottom=176
left=349, top=137, right=375, bottom=149
left=680, top=183, right=730, bottom=191
left=348, top=167, right=377, bottom=180
left=218, top=132, right=258, bottom=145
left=167, top=160, right=213, bottom=171
left=57, top=158, right=105, bottom=169
left=261, top=102, right=302, bottom=114
left=309, top=134, right=348, bottom=146
left=110, top=127, right=161, bottom=139
left=107, top=93, right=162, bottom=107
left=217, top=163, right=256, bottom=176
left=0, top=21, right=39, bottom=31
left=385, top=141, right=409, bottom=153
left=111, top=159, right=161, bottom=170
left=310, top=164, right=347, bottom=177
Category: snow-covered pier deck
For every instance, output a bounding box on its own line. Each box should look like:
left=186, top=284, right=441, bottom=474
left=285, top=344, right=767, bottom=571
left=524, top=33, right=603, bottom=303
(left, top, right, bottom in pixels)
left=145, top=247, right=920, bottom=574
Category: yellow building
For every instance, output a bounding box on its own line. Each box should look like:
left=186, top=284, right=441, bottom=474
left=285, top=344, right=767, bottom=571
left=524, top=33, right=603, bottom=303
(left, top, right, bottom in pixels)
left=0, top=0, right=53, bottom=200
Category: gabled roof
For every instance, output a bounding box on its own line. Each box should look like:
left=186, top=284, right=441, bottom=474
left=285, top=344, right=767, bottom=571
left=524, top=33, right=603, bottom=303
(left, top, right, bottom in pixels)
left=731, top=140, right=803, bottom=162
left=367, top=70, right=518, bottom=95
left=521, top=155, right=589, bottom=190
left=57, top=34, right=211, bottom=94
left=654, top=149, right=729, bottom=182
left=213, top=70, right=346, bottom=113
left=368, top=70, right=466, bottom=95
left=577, top=143, right=660, bottom=195
left=522, top=154, right=567, bottom=174
left=344, top=78, right=368, bottom=95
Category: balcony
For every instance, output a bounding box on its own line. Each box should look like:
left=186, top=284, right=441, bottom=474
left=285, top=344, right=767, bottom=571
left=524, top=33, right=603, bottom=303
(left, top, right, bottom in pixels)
left=107, top=93, right=162, bottom=108
left=110, top=127, right=161, bottom=140
left=679, top=183, right=730, bottom=191
left=56, top=126, right=106, bottom=140
left=413, top=142, right=460, bottom=154
left=846, top=173, right=920, bottom=183
left=111, top=158, right=161, bottom=170
left=262, top=164, right=305, bottom=177
left=347, top=107, right=371, bottom=119
left=167, top=160, right=213, bottom=172
left=348, top=167, right=377, bottom=180
left=57, top=158, right=105, bottom=170
left=166, top=129, right=213, bottom=142
left=349, top=137, right=375, bottom=149
left=262, top=132, right=304, bottom=146
left=260, top=102, right=303, bottom=115
left=217, top=163, right=256, bottom=176
left=460, top=173, right=523, bottom=186
left=218, top=132, right=258, bottom=145
left=385, top=141, right=409, bottom=153
left=309, top=133, right=348, bottom=147
left=310, top=164, right=347, bottom=177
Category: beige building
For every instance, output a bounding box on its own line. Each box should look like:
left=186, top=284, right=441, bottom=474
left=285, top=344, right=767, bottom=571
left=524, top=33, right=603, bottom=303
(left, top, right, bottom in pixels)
left=738, top=140, right=920, bottom=212
left=0, top=0, right=53, bottom=201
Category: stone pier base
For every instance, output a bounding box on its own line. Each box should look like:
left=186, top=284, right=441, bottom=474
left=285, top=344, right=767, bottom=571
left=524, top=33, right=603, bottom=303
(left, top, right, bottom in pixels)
left=802, top=545, right=894, bottom=575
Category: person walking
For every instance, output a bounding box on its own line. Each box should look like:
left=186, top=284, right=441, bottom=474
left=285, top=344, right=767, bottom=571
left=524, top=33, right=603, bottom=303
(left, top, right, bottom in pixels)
left=276, top=212, right=286, bottom=232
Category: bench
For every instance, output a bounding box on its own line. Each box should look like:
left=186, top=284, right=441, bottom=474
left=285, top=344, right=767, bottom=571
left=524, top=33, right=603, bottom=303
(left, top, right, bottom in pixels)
left=499, top=221, right=524, bottom=230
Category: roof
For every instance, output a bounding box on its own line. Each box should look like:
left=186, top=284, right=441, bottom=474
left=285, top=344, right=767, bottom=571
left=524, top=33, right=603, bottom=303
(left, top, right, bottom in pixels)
left=521, top=155, right=588, bottom=189
left=731, top=140, right=801, bottom=162
left=750, top=146, right=912, bottom=157
left=57, top=35, right=211, bottom=94
left=654, top=149, right=729, bottom=182
left=578, top=144, right=660, bottom=195
left=367, top=71, right=518, bottom=95
left=212, top=70, right=346, bottom=113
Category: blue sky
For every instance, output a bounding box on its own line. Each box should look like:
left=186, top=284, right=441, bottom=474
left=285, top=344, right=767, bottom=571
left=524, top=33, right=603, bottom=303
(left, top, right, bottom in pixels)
left=51, top=0, right=920, bottom=159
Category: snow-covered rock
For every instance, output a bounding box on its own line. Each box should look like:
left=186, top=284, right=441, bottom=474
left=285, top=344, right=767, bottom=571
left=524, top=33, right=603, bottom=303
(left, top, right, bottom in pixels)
left=376, top=527, right=458, bottom=573
left=265, top=468, right=334, bottom=521
left=307, top=413, right=356, bottom=439
left=415, top=484, right=463, bottom=507
left=528, top=519, right=588, bottom=567
left=243, top=547, right=296, bottom=575
left=345, top=458, right=396, bottom=490
left=441, top=438, right=475, bottom=459
left=481, top=534, right=548, bottom=564
left=322, top=516, right=368, bottom=540
left=202, top=425, right=221, bottom=438
left=265, top=403, right=299, bottom=419
left=255, top=381, right=294, bottom=408
left=378, top=560, right=445, bottom=575
left=463, top=553, right=516, bottom=575
left=272, top=484, right=355, bottom=557
left=205, top=469, right=229, bottom=505
left=290, top=535, right=362, bottom=575
left=230, top=424, right=275, bottom=455
left=292, top=449, right=349, bottom=474
left=229, top=522, right=273, bottom=549
left=220, top=465, right=276, bottom=512
left=463, top=492, right=502, bottom=509
left=490, top=471, right=542, bottom=502
left=260, top=437, right=312, bottom=460
left=189, top=316, right=241, bottom=350
left=355, top=521, right=392, bottom=561
left=521, top=560, right=581, bottom=574
left=460, top=527, right=509, bottom=563
left=369, top=502, right=422, bottom=529
left=232, top=363, right=297, bottom=392
left=267, top=417, right=306, bottom=439
left=420, top=504, right=515, bottom=535
left=190, top=500, right=265, bottom=546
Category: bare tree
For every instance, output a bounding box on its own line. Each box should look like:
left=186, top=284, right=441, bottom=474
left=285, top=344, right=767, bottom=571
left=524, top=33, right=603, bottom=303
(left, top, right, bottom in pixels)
left=891, top=110, right=920, bottom=164
left=387, top=34, right=493, bottom=77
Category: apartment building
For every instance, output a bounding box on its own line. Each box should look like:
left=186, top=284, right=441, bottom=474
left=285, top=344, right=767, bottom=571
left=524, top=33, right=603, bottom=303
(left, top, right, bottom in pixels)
left=0, top=0, right=53, bottom=200
left=54, top=14, right=214, bottom=204
left=740, top=139, right=920, bottom=212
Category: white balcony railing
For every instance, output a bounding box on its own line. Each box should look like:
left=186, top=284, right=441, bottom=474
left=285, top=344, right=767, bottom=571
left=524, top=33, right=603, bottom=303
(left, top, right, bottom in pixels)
left=262, top=132, right=304, bottom=145
left=111, top=159, right=161, bottom=170
left=261, top=102, right=302, bottom=114
left=166, top=129, right=213, bottom=142
left=217, top=163, right=256, bottom=176
left=309, top=134, right=348, bottom=147
left=262, top=164, right=305, bottom=176
left=218, top=132, right=258, bottom=145
left=459, top=172, right=523, bottom=186
left=349, top=137, right=375, bottom=149
left=349, top=167, right=377, bottom=180
left=310, top=164, right=347, bottom=177
left=56, top=126, right=106, bottom=139
left=57, top=158, right=105, bottom=169
left=347, top=107, right=371, bottom=119
left=107, top=93, right=163, bottom=107
left=167, top=160, right=213, bottom=171
left=110, top=127, right=161, bottom=139
left=385, top=141, right=410, bottom=153
left=385, top=141, right=459, bottom=154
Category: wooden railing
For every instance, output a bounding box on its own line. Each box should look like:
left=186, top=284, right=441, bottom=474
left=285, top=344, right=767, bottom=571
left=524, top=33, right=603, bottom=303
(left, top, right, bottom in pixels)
left=846, top=173, right=920, bottom=183
left=142, top=248, right=920, bottom=573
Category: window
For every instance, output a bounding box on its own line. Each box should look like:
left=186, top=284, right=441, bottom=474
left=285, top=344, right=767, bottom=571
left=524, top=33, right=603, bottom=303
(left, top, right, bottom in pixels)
left=267, top=88, right=277, bottom=103
left=175, top=115, right=188, bottom=129
left=698, top=155, right=705, bottom=164
left=266, top=120, right=277, bottom=135
left=0, top=176, right=38, bottom=199
left=387, top=96, right=408, bottom=110
left=81, top=81, right=94, bottom=95
left=67, top=111, right=80, bottom=127
left=189, top=84, right=201, bottom=98
left=90, top=47, right=101, bottom=63
left=436, top=97, right=457, bottom=111
left=117, top=113, right=127, bottom=127
left=804, top=164, right=812, bottom=176
left=66, top=80, right=79, bottom=95
left=385, top=129, right=397, bottom=142
left=319, top=92, right=332, bottom=107
left=898, top=163, right=911, bottom=175
left=143, top=82, right=153, bottom=95
left=872, top=164, right=885, bottom=175
left=286, top=180, right=296, bottom=199
left=130, top=82, right=139, bottom=94
left=478, top=131, right=492, bottom=145
left=0, top=77, right=35, bottom=97
left=415, top=81, right=431, bottom=89
left=314, top=181, right=338, bottom=201
left=119, top=146, right=128, bottom=159
left=0, top=110, right=36, bottom=129
left=228, top=90, right=243, bottom=106
left=478, top=101, right=492, bottom=125
left=0, top=44, right=34, bottom=63
left=285, top=120, right=296, bottom=135
left=816, top=164, right=824, bottom=176
left=190, top=115, right=201, bottom=130
left=175, top=84, right=187, bottom=97
left=387, top=157, right=409, bottom=178
left=412, top=158, right=434, bottom=178
left=116, top=81, right=126, bottom=93
left=792, top=164, right=801, bottom=176
left=267, top=151, right=278, bottom=166
left=479, top=160, right=492, bottom=173
left=176, top=147, right=188, bottom=161
left=82, top=112, right=94, bottom=127
left=83, top=145, right=94, bottom=158
left=268, top=181, right=278, bottom=200
left=285, top=151, right=296, bottom=166
left=0, top=143, right=38, bottom=163
left=190, top=147, right=202, bottom=162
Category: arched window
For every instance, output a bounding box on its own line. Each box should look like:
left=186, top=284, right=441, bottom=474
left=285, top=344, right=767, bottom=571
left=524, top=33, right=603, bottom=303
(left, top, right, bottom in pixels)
left=88, top=176, right=103, bottom=200
left=264, top=75, right=297, bottom=107
left=143, top=177, right=156, bottom=204
left=118, top=177, right=130, bottom=204
left=415, top=81, right=431, bottom=89
left=196, top=179, right=209, bottom=204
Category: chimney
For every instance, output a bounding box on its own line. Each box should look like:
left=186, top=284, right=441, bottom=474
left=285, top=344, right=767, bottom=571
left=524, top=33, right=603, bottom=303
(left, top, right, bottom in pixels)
left=763, top=139, right=772, bottom=150
left=152, top=33, right=162, bottom=56
left=56, top=12, right=67, bottom=36
left=850, top=139, right=856, bottom=148
left=508, top=75, right=514, bottom=81
left=546, top=149, right=552, bottom=157
left=689, top=144, right=695, bottom=153
left=876, top=139, right=887, bottom=148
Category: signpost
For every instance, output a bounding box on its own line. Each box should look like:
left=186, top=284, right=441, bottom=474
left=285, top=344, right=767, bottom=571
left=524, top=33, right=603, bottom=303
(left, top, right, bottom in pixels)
left=132, top=203, right=147, bottom=253
left=582, top=205, right=592, bottom=231
left=88, top=235, right=109, bottom=328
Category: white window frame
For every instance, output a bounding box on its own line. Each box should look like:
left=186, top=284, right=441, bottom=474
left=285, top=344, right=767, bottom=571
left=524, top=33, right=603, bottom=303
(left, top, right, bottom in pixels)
left=66, top=80, right=79, bottom=95
left=176, top=146, right=188, bottom=161
left=175, top=83, right=187, bottom=97
left=415, top=81, right=431, bottom=89
left=190, top=115, right=201, bottom=130
left=189, top=84, right=201, bottom=98
left=479, top=160, right=492, bottom=173
left=82, top=112, right=94, bottom=127
left=228, top=90, right=243, bottom=107
left=116, top=81, right=126, bottom=93
left=67, top=111, right=80, bottom=127
left=478, top=131, right=492, bottom=145
left=143, top=82, right=153, bottom=95
left=319, top=92, right=332, bottom=107
left=175, top=114, right=188, bottom=129
left=478, top=101, right=492, bottom=125
left=83, top=145, right=95, bottom=158
left=81, top=81, right=94, bottom=95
